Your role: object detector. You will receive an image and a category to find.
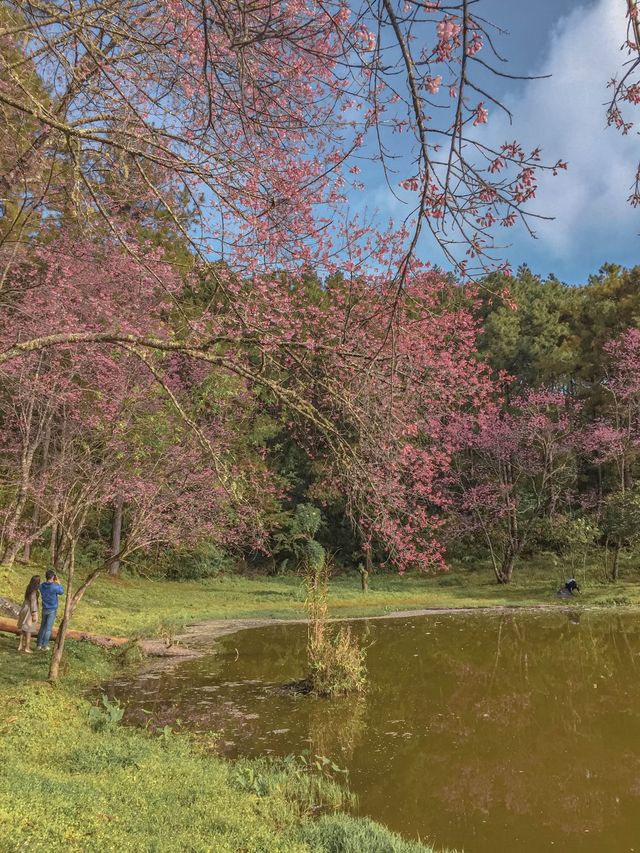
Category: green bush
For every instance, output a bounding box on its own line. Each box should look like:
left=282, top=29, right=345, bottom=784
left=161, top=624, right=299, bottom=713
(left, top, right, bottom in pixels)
left=526, top=515, right=599, bottom=557
left=444, top=534, right=488, bottom=564
left=87, top=693, right=125, bottom=732
left=307, top=623, right=367, bottom=698
left=229, top=755, right=354, bottom=815
left=602, top=489, right=640, bottom=546
left=305, top=547, right=367, bottom=698
left=296, top=813, right=441, bottom=853
left=164, top=543, right=234, bottom=580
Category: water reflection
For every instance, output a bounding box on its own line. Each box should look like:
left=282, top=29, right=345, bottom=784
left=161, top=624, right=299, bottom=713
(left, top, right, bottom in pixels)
left=107, top=611, right=640, bottom=853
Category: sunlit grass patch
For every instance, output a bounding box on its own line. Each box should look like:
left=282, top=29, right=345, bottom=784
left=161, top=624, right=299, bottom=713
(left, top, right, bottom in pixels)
left=0, top=681, right=442, bottom=853
left=5, top=553, right=640, bottom=646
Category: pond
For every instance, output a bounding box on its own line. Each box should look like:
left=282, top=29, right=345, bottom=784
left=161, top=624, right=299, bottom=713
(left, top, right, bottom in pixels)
left=106, top=611, right=640, bottom=853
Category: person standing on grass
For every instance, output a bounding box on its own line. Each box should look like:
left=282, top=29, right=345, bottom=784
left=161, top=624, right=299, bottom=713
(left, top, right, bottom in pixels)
left=17, top=575, right=40, bottom=654
left=37, top=570, right=64, bottom=651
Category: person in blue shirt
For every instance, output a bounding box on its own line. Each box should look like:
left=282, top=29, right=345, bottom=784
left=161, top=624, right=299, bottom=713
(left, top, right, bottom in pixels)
left=37, top=570, right=64, bottom=651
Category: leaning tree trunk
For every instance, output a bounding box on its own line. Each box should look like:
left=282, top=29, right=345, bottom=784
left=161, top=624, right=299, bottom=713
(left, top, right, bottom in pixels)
left=22, top=517, right=53, bottom=564
left=48, top=543, right=76, bottom=682
left=109, top=495, right=124, bottom=576
left=48, top=552, right=114, bottom=682
left=2, top=538, right=27, bottom=569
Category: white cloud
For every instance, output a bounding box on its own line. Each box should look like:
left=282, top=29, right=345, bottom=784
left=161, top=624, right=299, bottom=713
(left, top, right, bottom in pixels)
left=490, top=0, right=639, bottom=267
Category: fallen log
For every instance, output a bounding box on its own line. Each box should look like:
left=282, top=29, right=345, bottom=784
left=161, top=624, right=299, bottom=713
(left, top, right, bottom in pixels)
left=0, top=618, right=198, bottom=657
left=0, top=618, right=128, bottom=648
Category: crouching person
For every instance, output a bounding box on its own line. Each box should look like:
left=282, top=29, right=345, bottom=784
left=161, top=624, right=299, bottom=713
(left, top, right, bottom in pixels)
left=556, top=578, right=580, bottom=598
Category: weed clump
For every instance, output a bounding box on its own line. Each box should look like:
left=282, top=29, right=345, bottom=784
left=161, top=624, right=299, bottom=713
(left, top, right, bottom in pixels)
left=298, top=505, right=366, bottom=697
left=296, top=813, right=444, bottom=853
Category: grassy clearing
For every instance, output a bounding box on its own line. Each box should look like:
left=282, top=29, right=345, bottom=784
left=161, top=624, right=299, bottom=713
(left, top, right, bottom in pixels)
left=1, top=549, right=634, bottom=851
left=1, top=549, right=636, bottom=851
left=4, top=551, right=640, bottom=642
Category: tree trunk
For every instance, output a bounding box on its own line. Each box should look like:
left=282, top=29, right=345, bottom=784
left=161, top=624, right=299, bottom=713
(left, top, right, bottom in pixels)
left=1, top=438, right=40, bottom=565
left=51, top=513, right=63, bottom=570
left=365, top=548, right=373, bottom=575
left=109, top=495, right=124, bottom=576
left=21, top=514, right=54, bottom=564
left=612, top=541, right=621, bottom=582
left=3, top=538, right=26, bottom=569
left=496, top=551, right=515, bottom=584
left=24, top=421, right=52, bottom=563
left=21, top=529, right=35, bottom=564
left=50, top=519, right=57, bottom=566
left=49, top=544, right=76, bottom=682
left=358, top=564, right=369, bottom=592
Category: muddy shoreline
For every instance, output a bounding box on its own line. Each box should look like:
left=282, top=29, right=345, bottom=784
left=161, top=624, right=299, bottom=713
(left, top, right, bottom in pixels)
left=173, top=602, right=588, bottom=657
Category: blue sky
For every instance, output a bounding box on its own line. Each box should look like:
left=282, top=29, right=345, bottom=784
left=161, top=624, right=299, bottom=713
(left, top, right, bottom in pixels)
left=482, top=0, right=639, bottom=283
left=358, top=0, right=639, bottom=284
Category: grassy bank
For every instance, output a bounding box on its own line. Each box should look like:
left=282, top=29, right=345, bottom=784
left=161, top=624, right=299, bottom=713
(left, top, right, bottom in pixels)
left=0, top=635, right=447, bottom=853
left=3, top=553, right=639, bottom=641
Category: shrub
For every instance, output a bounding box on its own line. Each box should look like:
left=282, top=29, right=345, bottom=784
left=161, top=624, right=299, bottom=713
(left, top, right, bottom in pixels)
left=296, top=813, right=440, bottom=853
left=306, top=558, right=367, bottom=698
left=526, top=515, right=599, bottom=557
left=229, top=755, right=354, bottom=815
left=88, top=693, right=124, bottom=732
left=164, top=543, right=233, bottom=580
left=307, top=622, right=367, bottom=698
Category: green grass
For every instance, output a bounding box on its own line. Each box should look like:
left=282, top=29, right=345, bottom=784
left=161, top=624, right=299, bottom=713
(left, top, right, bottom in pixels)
left=0, top=631, right=116, bottom=691
left=0, top=676, right=320, bottom=852
left=4, top=551, right=640, bottom=642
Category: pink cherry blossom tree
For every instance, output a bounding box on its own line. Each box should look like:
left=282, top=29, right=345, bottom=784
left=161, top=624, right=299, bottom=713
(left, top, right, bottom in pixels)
left=0, top=3, right=575, bottom=591
left=0, top=240, right=275, bottom=678
left=0, top=0, right=567, bottom=296
left=455, top=388, right=577, bottom=584
left=582, top=328, right=640, bottom=579
left=584, top=328, right=640, bottom=493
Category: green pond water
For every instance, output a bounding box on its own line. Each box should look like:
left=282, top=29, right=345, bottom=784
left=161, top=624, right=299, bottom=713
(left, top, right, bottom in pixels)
left=107, top=611, right=640, bottom=852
